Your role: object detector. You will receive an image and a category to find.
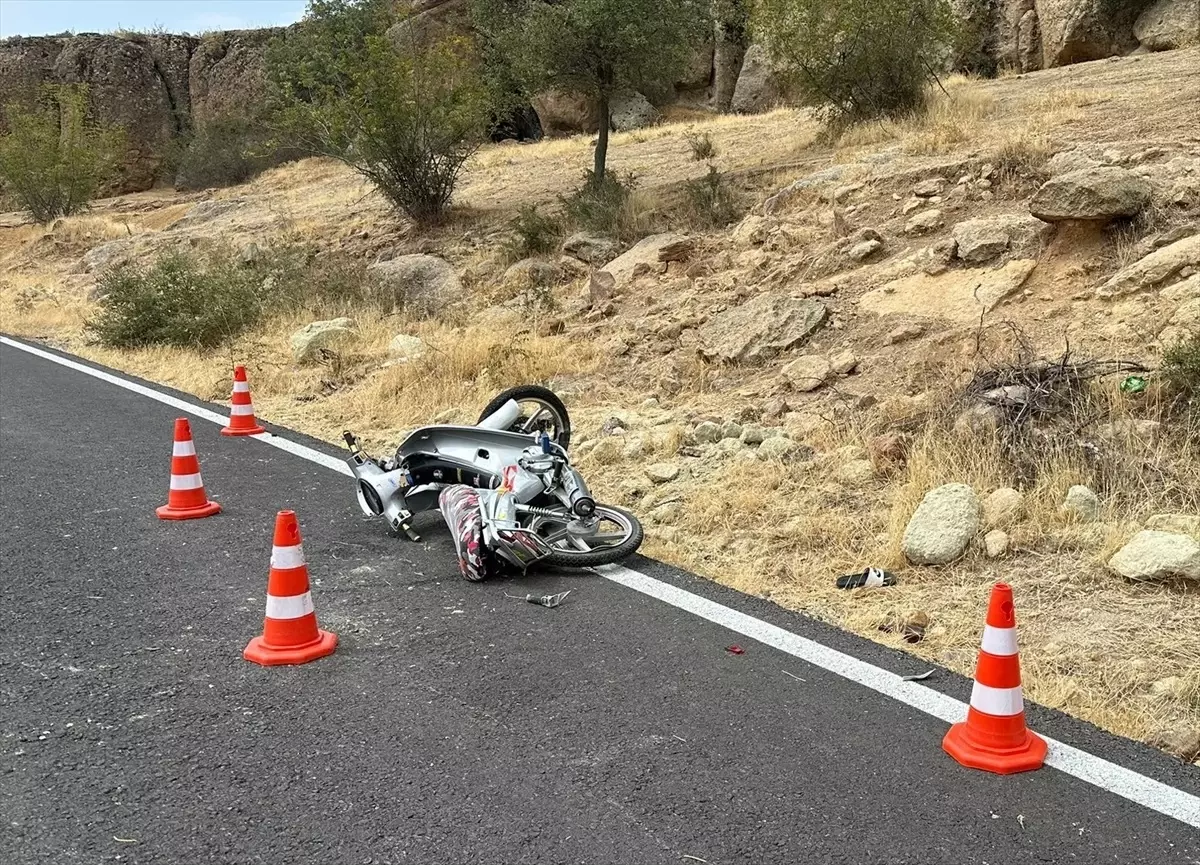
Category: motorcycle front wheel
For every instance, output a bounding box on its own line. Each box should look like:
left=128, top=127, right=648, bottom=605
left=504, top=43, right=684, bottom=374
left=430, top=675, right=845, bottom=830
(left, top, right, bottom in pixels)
left=528, top=504, right=644, bottom=568
left=477, top=384, right=571, bottom=451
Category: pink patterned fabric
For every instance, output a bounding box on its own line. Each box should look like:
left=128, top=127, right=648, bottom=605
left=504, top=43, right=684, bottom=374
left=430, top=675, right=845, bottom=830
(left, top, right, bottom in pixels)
left=438, top=485, right=487, bottom=582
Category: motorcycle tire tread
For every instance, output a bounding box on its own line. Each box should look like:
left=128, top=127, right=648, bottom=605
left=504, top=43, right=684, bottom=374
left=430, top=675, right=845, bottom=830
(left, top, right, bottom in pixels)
left=476, top=384, right=571, bottom=451
left=543, top=504, right=644, bottom=569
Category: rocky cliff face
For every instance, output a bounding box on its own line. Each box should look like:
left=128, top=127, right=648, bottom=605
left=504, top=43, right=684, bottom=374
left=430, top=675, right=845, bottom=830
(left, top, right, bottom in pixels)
left=0, top=29, right=284, bottom=192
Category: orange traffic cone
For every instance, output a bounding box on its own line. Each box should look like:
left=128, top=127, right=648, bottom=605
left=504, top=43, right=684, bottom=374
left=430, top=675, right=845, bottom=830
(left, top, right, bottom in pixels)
left=243, top=510, right=338, bottom=666
left=943, top=582, right=1047, bottom=774
left=156, top=417, right=222, bottom=520
left=220, top=364, right=266, bottom=436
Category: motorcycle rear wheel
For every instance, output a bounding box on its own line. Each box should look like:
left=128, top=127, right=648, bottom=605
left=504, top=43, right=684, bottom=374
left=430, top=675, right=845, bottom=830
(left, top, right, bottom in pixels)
left=530, top=504, right=644, bottom=568
left=477, top=384, right=571, bottom=451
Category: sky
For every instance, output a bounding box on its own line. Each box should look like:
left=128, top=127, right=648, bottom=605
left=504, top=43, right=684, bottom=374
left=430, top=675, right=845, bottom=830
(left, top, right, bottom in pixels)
left=0, top=0, right=310, bottom=39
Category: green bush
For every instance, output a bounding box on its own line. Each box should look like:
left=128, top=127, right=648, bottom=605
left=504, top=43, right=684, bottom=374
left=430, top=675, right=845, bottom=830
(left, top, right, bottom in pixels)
left=174, top=112, right=304, bottom=191
left=560, top=169, right=637, bottom=236
left=1162, top=331, right=1200, bottom=406
left=684, top=165, right=743, bottom=228
left=685, top=130, right=717, bottom=162
left=266, top=0, right=492, bottom=225
left=504, top=204, right=564, bottom=260
left=86, top=240, right=371, bottom=350
left=750, top=0, right=957, bottom=128
left=0, top=84, right=125, bottom=223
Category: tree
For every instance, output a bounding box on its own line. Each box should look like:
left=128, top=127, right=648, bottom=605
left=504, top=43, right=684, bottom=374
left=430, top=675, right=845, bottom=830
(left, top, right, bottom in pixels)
left=473, top=0, right=713, bottom=184
left=0, top=84, right=125, bottom=224
left=265, top=0, right=493, bottom=224
left=750, top=0, right=957, bottom=128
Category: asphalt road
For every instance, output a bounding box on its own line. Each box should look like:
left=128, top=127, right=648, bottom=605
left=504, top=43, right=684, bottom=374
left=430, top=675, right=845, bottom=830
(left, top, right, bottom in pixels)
left=2, top=338, right=1198, bottom=865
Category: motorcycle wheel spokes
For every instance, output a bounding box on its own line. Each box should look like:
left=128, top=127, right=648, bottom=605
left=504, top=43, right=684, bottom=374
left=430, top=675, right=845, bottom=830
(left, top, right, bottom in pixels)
left=527, top=504, right=644, bottom=567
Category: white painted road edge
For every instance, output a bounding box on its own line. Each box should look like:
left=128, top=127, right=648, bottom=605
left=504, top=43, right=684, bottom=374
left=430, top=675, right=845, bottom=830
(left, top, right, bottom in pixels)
left=3, top=334, right=1198, bottom=831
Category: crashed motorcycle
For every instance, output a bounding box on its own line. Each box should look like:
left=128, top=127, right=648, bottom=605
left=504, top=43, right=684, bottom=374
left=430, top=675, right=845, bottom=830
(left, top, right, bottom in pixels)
left=343, top=385, right=644, bottom=581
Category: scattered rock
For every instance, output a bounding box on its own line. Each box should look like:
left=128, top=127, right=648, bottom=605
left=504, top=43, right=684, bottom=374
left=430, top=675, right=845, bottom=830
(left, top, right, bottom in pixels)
left=902, top=483, right=982, bottom=565
left=1046, top=150, right=1101, bottom=176
left=913, top=178, right=947, bottom=198
left=290, top=317, right=357, bottom=364
left=881, top=610, right=930, bottom=644
left=366, top=254, right=462, bottom=316
left=1095, top=234, right=1200, bottom=298
left=951, top=214, right=1053, bottom=264
left=732, top=215, right=772, bottom=247
left=1146, top=514, right=1200, bottom=536
left=918, top=238, right=958, bottom=275
left=861, top=259, right=1037, bottom=323
left=503, top=258, right=559, bottom=288
left=693, top=420, right=723, bottom=444
left=599, top=233, right=689, bottom=288
left=886, top=323, right=926, bottom=344
left=588, top=270, right=616, bottom=306
left=589, top=436, right=623, bottom=464
left=387, top=334, right=426, bottom=361
left=696, top=293, right=828, bottom=364
left=758, top=436, right=802, bottom=462
left=720, top=420, right=744, bottom=440
left=904, top=209, right=944, bottom=235
left=829, top=350, right=859, bottom=376
left=740, top=425, right=769, bottom=445
left=561, top=233, right=620, bottom=264
left=984, top=529, right=1011, bottom=558
left=1108, top=531, right=1200, bottom=582
left=645, top=463, right=681, bottom=485
left=782, top=355, right=833, bottom=392
left=1144, top=727, right=1200, bottom=762
left=1029, top=167, right=1153, bottom=223
left=1061, top=485, right=1101, bottom=522
left=953, top=404, right=1005, bottom=437
left=837, top=459, right=876, bottom=485
left=848, top=239, right=884, bottom=261
left=868, top=431, right=908, bottom=468
left=983, top=487, right=1025, bottom=529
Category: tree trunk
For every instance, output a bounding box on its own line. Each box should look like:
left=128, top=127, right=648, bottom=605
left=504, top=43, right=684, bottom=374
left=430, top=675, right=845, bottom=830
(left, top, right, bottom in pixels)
left=594, top=91, right=610, bottom=183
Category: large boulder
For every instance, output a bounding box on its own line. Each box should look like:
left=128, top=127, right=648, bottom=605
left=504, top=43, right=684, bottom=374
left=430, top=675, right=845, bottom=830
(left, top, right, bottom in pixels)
left=1107, top=531, right=1200, bottom=582
left=1135, top=0, right=1200, bottom=50
left=366, top=254, right=463, bottom=316
left=997, top=0, right=1044, bottom=71
left=188, top=29, right=279, bottom=129
left=1034, top=0, right=1153, bottom=66
left=697, top=293, right=829, bottom=364
left=531, top=89, right=598, bottom=135
left=951, top=213, right=1053, bottom=263
left=730, top=44, right=783, bottom=114
left=711, top=29, right=747, bottom=112
left=290, top=317, right=357, bottom=364
left=609, top=91, right=661, bottom=132
left=902, top=483, right=982, bottom=565
left=1096, top=233, right=1200, bottom=297
left=1029, top=167, right=1153, bottom=222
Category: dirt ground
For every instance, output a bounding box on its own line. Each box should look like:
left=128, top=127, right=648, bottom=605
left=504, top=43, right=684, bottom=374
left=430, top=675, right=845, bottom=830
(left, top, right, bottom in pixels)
left=2, top=48, right=1198, bottom=760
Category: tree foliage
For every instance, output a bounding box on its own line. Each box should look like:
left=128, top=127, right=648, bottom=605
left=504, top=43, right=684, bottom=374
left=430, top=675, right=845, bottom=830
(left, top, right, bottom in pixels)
left=473, top=0, right=713, bottom=182
left=750, top=0, right=957, bottom=128
left=0, top=84, right=125, bottom=224
left=265, top=0, right=492, bottom=224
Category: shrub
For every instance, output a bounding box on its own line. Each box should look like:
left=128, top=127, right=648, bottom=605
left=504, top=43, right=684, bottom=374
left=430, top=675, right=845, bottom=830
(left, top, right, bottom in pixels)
left=560, top=169, right=637, bottom=237
left=684, top=165, right=743, bottom=228
left=1162, top=331, right=1200, bottom=408
left=750, top=0, right=957, bottom=128
left=0, top=84, right=125, bottom=224
left=86, top=240, right=371, bottom=349
left=685, top=130, right=717, bottom=161
left=174, top=112, right=304, bottom=191
left=266, top=0, right=492, bottom=225
left=504, top=204, right=564, bottom=260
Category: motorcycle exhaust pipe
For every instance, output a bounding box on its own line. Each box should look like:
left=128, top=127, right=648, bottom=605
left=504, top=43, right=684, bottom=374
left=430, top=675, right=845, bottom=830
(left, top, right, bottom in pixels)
left=476, top=399, right=522, bottom=432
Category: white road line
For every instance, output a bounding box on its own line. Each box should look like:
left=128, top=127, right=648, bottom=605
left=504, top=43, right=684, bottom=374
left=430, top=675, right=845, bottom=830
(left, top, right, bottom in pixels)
left=3, top=333, right=1199, bottom=831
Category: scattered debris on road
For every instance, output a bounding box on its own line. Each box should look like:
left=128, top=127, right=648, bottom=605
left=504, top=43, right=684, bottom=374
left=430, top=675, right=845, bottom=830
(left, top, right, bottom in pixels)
left=725, top=644, right=745, bottom=655
left=901, top=669, right=936, bottom=682
left=836, top=567, right=897, bottom=589
left=782, top=670, right=807, bottom=682
left=505, top=590, right=571, bottom=608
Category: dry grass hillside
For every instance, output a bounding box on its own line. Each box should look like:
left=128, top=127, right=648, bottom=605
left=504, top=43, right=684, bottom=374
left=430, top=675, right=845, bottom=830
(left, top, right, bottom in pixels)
left=2, top=48, right=1199, bottom=762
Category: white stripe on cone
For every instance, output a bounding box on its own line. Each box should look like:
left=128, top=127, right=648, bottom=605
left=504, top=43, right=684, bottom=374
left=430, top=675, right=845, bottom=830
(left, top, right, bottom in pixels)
left=230, top=403, right=256, bottom=416
left=169, top=472, right=203, bottom=490
left=270, top=544, right=306, bottom=569
left=264, top=591, right=315, bottom=620
left=233, top=381, right=250, bottom=393
left=970, top=681, right=1024, bottom=716
left=980, top=625, right=1018, bottom=657
left=172, top=441, right=196, bottom=457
